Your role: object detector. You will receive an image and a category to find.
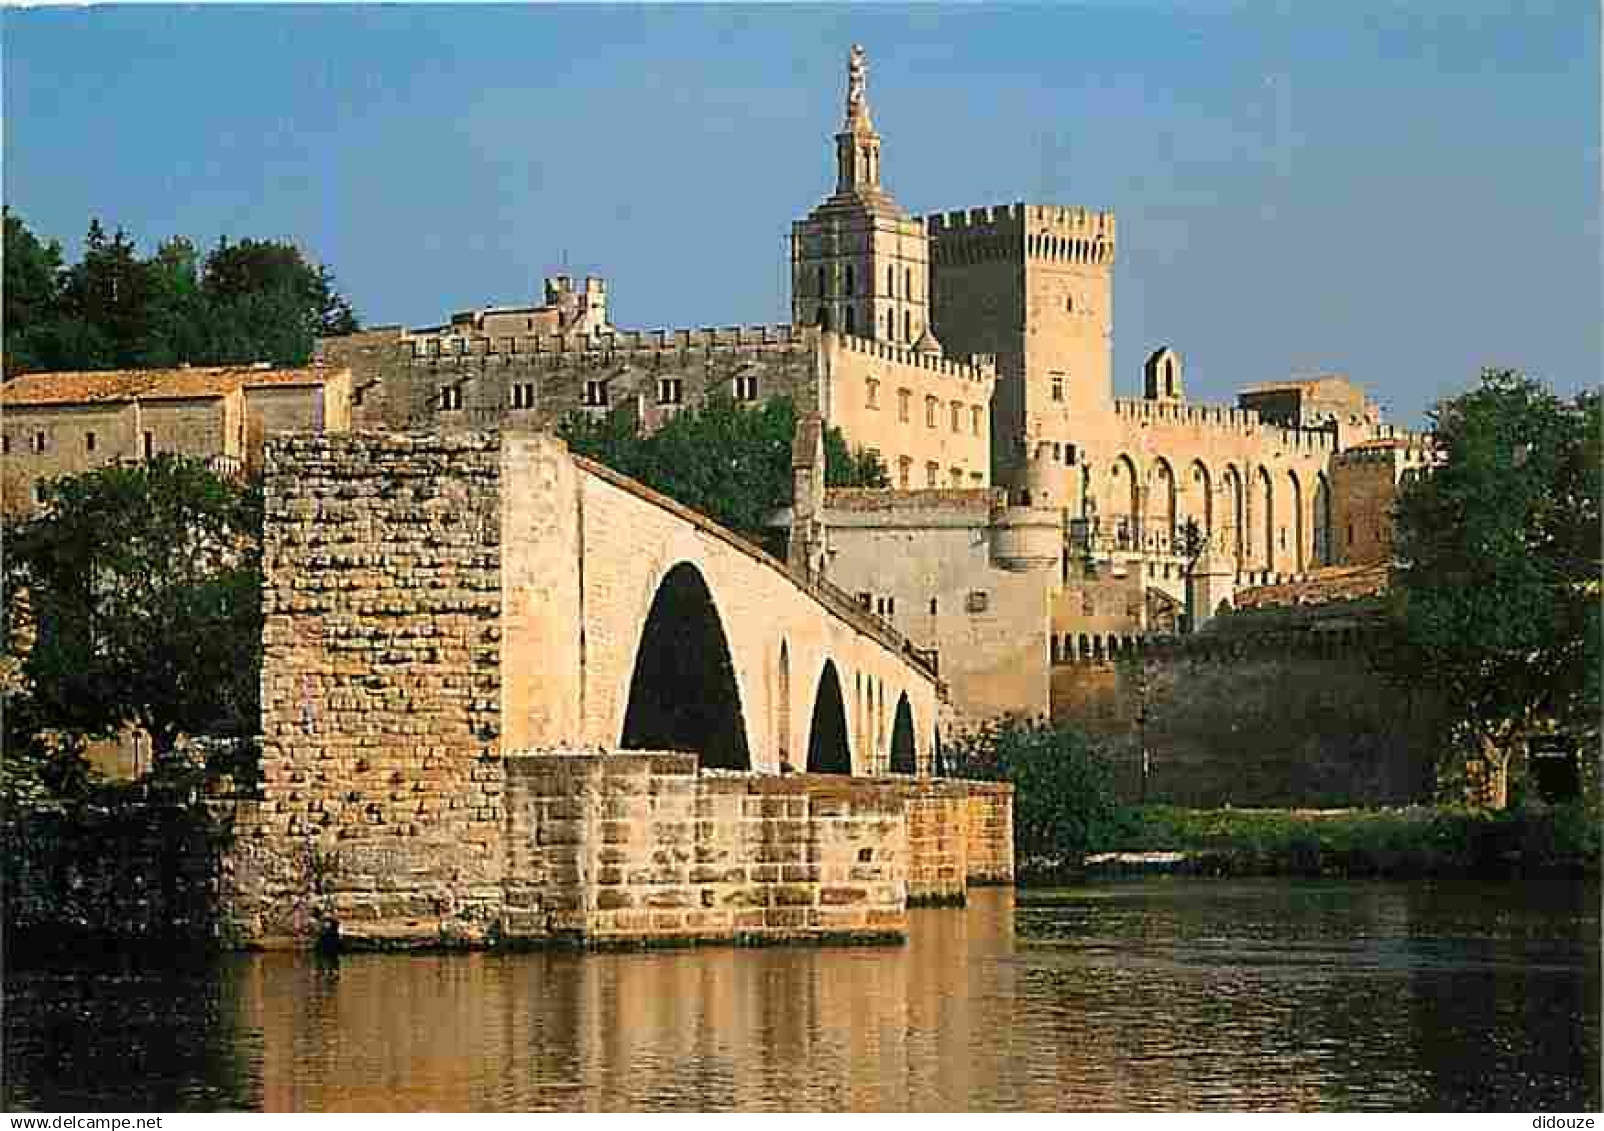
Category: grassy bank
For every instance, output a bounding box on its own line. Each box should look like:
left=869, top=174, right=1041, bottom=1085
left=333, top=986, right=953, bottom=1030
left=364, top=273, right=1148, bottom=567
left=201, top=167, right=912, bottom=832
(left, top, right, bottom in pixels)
left=1019, top=802, right=1601, bottom=883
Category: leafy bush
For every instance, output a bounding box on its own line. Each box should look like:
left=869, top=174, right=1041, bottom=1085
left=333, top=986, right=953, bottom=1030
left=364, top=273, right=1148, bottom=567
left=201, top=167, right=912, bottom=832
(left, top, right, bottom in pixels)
left=946, top=718, right=1124, bottom=865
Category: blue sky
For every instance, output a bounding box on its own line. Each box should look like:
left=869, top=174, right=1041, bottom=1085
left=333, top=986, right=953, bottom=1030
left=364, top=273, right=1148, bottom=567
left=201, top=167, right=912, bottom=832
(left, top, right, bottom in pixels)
left=5, top=2, right=1597, bottom=426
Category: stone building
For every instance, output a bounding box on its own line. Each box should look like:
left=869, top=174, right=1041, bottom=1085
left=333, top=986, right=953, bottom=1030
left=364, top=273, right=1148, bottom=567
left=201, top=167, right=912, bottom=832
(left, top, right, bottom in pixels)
left=313, top=44, right=1434, bottom=727
left=0, top=364, right=353, bottom=516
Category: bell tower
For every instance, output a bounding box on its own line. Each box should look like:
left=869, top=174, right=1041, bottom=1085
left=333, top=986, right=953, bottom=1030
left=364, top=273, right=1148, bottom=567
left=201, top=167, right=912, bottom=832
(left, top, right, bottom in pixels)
left=791, top=46, right=936, bottom=350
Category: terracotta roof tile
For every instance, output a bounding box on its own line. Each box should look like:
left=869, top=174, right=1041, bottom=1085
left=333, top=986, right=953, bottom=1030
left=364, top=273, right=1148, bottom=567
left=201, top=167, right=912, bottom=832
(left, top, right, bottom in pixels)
left=2, top=365, right=342, bottom=406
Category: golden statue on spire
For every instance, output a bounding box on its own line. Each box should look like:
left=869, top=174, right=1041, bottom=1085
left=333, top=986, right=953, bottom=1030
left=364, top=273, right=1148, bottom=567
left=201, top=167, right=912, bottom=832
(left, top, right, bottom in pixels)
left=846, top=44, right=868, bottom=117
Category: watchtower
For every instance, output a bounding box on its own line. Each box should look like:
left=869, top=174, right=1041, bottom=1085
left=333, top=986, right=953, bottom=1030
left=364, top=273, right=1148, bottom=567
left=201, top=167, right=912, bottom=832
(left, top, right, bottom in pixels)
left=924, top=202, right=1116, bottom=487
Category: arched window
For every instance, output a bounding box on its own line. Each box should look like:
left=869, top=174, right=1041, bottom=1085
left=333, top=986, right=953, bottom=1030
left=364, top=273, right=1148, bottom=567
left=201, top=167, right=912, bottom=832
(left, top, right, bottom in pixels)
left=887, top=265, right=895, bottom=295
left=905, top=267, right=912, bottom=298
left=903, top=311, right=911, bottom=341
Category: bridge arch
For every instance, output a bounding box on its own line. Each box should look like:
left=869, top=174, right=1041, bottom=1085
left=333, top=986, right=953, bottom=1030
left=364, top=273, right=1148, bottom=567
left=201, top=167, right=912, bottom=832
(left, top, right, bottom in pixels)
left=890, top=692, right=916, bottom=774
left=620, top=561, right=750, bottom=770
left=806, top=658, right=852, bottom=774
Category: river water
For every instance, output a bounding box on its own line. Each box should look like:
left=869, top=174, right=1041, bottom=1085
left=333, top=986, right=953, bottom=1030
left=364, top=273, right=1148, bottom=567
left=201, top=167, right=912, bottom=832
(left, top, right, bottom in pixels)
left=5, top=879, right=1598, bottom=1111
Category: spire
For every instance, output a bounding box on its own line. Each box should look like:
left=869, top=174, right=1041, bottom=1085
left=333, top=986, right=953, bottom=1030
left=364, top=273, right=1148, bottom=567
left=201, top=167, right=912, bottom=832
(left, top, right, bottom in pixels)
left=835, top=44, right=882, bottom=195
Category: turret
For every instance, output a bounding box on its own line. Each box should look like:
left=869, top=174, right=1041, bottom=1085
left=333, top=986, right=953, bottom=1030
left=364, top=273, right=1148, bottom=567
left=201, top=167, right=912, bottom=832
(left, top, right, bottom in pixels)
left=989, top=440, right=1064, bottom=573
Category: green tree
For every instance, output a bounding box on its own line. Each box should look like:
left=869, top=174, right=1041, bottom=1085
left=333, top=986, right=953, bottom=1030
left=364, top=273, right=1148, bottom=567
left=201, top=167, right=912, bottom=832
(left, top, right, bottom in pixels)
left=1388, top=369, right=1602, bottom=790
left=4, top=457, right=264, bottom=759
left=559, top=394, right=887, bottom=540
left=0, top=211, right=360, bottom=374
left=946, top=718, right=1124, bottom=865
left=3, top=207, right=66, bottom=376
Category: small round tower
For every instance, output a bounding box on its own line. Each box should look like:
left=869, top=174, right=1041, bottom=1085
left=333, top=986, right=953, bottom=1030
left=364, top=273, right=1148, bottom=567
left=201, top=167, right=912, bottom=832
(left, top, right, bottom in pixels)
left=989, top=441, right=1064, bottom=572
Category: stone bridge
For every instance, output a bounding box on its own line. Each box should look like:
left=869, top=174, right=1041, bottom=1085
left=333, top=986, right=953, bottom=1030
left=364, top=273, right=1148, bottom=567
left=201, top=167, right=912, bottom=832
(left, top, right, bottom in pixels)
left=262, top=431, right=941, bottom=841
left=500, top=432, right=941, bottom=775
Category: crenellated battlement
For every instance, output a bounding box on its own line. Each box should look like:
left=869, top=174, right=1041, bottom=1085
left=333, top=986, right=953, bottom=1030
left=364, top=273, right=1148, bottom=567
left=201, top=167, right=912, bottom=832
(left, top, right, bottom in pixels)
left=407, top=323, right=805, bottom=361
left=1111, top=397, right=1338, bottom=454
left=922, top=201, right=1117, bottom=266
left=831, top=330, right=995, bottom=386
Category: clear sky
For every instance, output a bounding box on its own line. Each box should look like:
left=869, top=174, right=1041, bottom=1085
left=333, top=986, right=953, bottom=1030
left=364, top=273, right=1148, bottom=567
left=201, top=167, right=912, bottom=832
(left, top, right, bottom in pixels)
left=5, top=2, right=1598, bottom=426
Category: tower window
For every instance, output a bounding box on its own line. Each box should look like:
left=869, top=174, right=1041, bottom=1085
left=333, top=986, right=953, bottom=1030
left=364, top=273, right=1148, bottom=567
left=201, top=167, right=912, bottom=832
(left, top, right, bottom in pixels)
left=32, top=430, right=47, bottom=454
left=887, top=265, right=895, bottom=296
left=971, top=405, right=982, bottom=436
left=904, top=310, right=911, bottom=342
left=735, top=372, right=759, bottom=401
left=929, top=597, right=938, bottom=615
left=925, top=461, right=939, bottom=488
left=1051, top=375, right=1065, bottom=402
left=510, top=383, right=536, bottom=409
left=905, top=267, right=912, bottom=299
left=898, top=456, right=912, bottom=488
left=817, top=266, right=826, bottom=298
left=439, top=385, right=463, bottom=411
left=845, top=306, right=856, bottom=335
left=657, top=377, right=684, bottom=406
left=950, top=467, right=963, bottom=487
left=950, top=401, right=961, bottom=433
left=865, top=378, right=880, bottom=409
left=925, top=396, right=937, bottom=428
left=143, top=431, right=155, bottom=460
left=583, top=380, right=608, bottom=407
left=897, top=388, right=911, bottom=423
left=1066, top=295, right=1075, bottom=313
left=85, top=431, right=97, bottom=453
left=845, top=264, right=855, bottom=296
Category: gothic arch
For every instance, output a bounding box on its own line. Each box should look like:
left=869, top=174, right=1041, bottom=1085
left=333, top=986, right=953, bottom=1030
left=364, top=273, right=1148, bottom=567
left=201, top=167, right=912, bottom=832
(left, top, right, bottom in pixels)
left=1187, top=459, right=1214, bottom=547
left=1255, top=466, right=1275, bottom=573
left=776, top=641, right=792, bottom=770
left=1111, top=454, right=1141, bottom=550
left=890, top=692, right=916, bottom=774
left=1313, top=472, right=1332, bottom=566
left=807, top=659, right=851, bottom=775
left=1151, top=457, right=1177, bottom=553
left=621, top=562, right=749, bottom=770
left=1286, top=469, right=1305, bottom=573
left=1222, top=463, right=1245, bottom=567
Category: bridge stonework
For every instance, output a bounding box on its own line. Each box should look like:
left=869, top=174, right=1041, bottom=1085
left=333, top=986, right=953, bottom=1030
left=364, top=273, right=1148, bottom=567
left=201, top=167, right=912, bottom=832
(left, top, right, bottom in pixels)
left=230, top=431, right=1009, bottom=949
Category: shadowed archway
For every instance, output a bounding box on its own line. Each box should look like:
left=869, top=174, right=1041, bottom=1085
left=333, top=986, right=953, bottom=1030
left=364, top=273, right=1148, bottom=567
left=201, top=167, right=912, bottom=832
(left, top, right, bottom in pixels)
left=621, top=562, right=749, bottom=770
left=890, top=692, right=916, bottom=774
left=806, top=659, right=851, bottom=774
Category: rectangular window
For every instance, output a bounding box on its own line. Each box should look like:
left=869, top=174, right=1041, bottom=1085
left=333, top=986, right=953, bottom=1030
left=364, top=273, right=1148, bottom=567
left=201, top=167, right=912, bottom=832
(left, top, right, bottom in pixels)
left=510, top=383, right=536, bottom=410
left=925, top=461, right=939, bottom=488
left=897, top=388, right=911, bottom=423
left=966, top=590, right=990, bottom=614
left=929, top=597, right=938, bottom=616
left=970, top=471, right=984, bottom=485
left=950, top=467, right=963, bottom=487
left=2, top=436, right=10, bottom=455
left=143, top=431, right=155, bottom=460
left=735, top=373, right=759, bottom=402
left=971, top=406, right=982, bottom=436
left=439, top=385, right=463, bottom=411
left=898, top=456, right=912, bottom=488
left=85, top=431, right=97, bottom=453
left=658, top=377, right=683, bottom=406
left=1051, top=375, right=1065, bottom=402
left=32, top=431, right=47, bottom=454
left=583, top=380, right=609, bottom=408
left=925, top=397, right=937, bottom=428
left=33, top=481, right=46, bottom=506
left=865, top=378, right=880, bottom=409
left=950, top=401, right=961, bottom=433
left=856, top=592, right=872, bottom=611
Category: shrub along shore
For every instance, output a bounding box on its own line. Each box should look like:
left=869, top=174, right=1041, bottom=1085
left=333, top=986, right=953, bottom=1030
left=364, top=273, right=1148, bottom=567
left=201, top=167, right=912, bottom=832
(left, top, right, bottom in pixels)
left=1018, top=802, right=1602, bottom=885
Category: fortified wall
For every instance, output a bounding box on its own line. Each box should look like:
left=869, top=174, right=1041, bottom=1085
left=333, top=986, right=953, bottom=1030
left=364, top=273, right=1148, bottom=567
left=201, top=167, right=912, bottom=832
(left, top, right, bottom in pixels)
left=1050, top=589, right=1444, bottom=806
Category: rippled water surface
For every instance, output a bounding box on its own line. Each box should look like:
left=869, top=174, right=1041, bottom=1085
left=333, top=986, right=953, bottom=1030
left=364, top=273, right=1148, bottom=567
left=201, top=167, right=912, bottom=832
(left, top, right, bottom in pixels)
left=5, top=879, right=1598, bottom=1111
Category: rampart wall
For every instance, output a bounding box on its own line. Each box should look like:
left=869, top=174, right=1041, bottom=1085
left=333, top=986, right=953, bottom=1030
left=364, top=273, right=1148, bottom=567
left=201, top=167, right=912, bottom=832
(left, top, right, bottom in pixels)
left=1049, top=610, right=1445, bottom=806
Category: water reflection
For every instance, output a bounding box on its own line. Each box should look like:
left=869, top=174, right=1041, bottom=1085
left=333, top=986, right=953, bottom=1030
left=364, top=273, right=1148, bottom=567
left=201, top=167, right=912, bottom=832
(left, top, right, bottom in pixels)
left=6, top=881, right=1598, bottom=1111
